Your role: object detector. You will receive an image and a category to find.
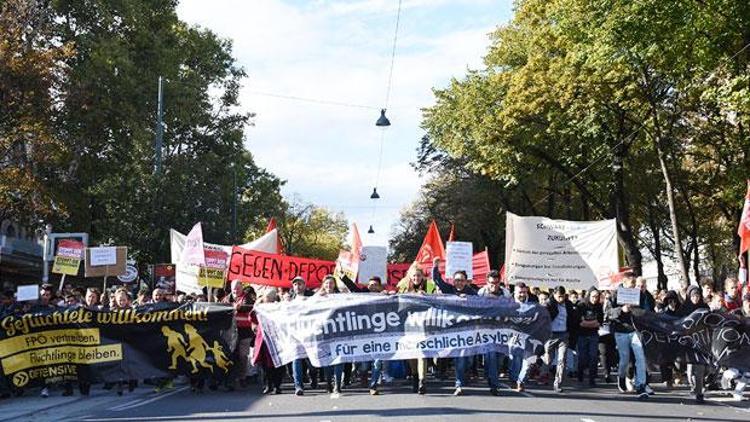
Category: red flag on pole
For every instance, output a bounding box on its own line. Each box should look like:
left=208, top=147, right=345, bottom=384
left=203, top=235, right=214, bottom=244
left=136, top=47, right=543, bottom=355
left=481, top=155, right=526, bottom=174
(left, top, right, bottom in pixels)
left=448, top=223, right=456, bottom=242
left=265, top=217, right=284, bottom=255
left=415, top=220, right=446, bottom=269
left=738, top=181, right=750, bottom=291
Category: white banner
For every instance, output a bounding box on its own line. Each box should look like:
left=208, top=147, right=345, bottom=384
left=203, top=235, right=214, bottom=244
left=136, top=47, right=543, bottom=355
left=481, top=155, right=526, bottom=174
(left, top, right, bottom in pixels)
left=357, top=246, right=387, bottom=283
left=446, top=241, right=473, bottom=279
left=170, top=229, right=278, bottom=294
left=504, top=212, right=618, bottom=289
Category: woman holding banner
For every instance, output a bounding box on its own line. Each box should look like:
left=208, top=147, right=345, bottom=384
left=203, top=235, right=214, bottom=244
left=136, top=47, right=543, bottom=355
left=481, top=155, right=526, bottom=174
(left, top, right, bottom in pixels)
left=395, top=265, right=437, bottom=395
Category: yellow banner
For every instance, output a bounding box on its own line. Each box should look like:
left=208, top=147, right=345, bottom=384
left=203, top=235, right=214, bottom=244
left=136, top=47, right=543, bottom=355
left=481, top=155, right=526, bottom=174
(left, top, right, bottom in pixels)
left=0, top=328, right=101, bottom=358
left=198, top=267, right=225, bottom=288
left=52, top=256, right=81, bottom=275
left=2, top=344, right=122, bottom=374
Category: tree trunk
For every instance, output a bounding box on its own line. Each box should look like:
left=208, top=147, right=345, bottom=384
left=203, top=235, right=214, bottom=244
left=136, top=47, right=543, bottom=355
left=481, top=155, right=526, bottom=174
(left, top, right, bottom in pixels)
left=611, top=139, right=642, bottom=275
left=648, top=205, right=668, bottom=291
left=653, top=141, right=690, bottom=286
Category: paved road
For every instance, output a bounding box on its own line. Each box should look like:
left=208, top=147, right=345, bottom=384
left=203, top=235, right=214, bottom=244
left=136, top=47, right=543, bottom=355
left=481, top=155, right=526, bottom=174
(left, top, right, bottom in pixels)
left=3, top=377, right=749, bottom=422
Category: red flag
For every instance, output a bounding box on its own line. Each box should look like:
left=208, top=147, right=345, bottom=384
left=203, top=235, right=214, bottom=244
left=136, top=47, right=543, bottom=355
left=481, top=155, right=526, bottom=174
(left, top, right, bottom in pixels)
left=738, top=181, right=750, bottom=255
left=448, top=224, right=456, bottom=242
left=265, top=217, right=284, bottom=255
left=471, top=249, right=491, bottom=285
left=415, top=220, right=446, bottom=268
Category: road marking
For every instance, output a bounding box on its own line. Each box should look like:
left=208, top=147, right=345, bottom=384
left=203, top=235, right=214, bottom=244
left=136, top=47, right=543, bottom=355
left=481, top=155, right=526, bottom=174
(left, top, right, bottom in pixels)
left=109, top=399, right=146, bottom=411
left=709, top=398, right=750, bottom=414
left=498, top=382, right=534, bottom=398
left=111, top=386, right=189, bottom=412
left=581, top=418, right=597, bottom=422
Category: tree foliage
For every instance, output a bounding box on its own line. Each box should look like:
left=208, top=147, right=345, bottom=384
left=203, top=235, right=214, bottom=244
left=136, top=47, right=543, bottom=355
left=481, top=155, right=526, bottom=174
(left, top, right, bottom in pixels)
left=397, top=0, right=750, bottom=285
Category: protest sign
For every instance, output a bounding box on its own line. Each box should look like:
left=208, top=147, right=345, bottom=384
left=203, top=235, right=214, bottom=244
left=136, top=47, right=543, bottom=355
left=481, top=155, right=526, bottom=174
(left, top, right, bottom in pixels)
left=170, top=228, right=278, bottom=295
left=446, top=241, right=473, bottom=279
left=255, top=294, right=551, bottom=368
left=198, top=249, right=228, bottom=288
left=180, top=223, right=205, bottom=266
left=152, top=264, right=176, bottom=293
left=616, top=287, right=641, bottom=305
left=117, top=263, right=139, bottom=283
left=51, top=239, right=85, bottom=276
left=89, top=247, right=117, bottom=266
left=16, top=285, right=39, bottom=302
left=358, top=246, right=387, bottom=284
left=504, top=212, right=618, bottom=289
left=0, top=303, right=235, bottom=393
left=84, top=247, right=127, bottom=278
left=228, top=247, right=336, bottom=288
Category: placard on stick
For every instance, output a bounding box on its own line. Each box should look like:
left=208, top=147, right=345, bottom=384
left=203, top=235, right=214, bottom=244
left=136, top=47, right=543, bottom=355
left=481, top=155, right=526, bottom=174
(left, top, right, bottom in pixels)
left=446, top=241, right=473, bottom=279
left=17, top=285, right=39, bottom=302
left=85, top=247, right=127, bottom=277
left=616, top=286, right=641, bottom=306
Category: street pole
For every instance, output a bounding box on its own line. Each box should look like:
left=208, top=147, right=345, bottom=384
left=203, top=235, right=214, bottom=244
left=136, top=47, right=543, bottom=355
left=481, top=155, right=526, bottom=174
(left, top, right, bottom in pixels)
left=41, top=224, right=52, bottom=284
left=232, top=165, right=237, bottom=243
left=154, top=76, right=164, bottom=174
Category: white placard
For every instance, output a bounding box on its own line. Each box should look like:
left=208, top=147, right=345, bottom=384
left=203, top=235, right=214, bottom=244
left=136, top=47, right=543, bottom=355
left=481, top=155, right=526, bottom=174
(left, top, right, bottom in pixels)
left=89, top=246, right=117, bottom=266
left=446, top=241, right=473, bottom=279
left=17, top=284, right=39, bottom=302
left=117, top=264, right=139, bottom=283
left=616, top=287, right=641, bottom=306
left=504, top=212, right=619, bottom=289
left=357, top=246, right=387, bottom=283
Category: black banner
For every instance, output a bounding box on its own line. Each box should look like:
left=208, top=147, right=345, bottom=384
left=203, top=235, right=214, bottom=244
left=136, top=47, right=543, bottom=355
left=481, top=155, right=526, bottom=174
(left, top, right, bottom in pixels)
left=0, top=303, right=236, bottom=392
left=633, top=309, right=750, bottom=371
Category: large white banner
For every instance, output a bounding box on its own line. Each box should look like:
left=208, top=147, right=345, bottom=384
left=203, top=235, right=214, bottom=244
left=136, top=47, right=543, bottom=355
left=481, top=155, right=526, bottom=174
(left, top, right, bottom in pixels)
left=357, top=246, right=387, bottom=283
left=504, top=212, right=618, bottom=289
left=170, top=229, right=278, bottom=294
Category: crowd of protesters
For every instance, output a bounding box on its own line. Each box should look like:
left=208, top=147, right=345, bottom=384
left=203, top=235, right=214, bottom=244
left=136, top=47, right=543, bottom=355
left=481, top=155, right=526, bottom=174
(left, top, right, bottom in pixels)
left=1, top=261, right=748, bottom=404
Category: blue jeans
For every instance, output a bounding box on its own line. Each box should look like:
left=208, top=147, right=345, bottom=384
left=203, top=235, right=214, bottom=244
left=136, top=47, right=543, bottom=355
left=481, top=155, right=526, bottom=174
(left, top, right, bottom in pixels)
left=325, top=364, right=344, bottom=391
left=615, top=331, right=647, bottom=389
left=292, top=359, right=305, bottom=391
left=577, top=334, right=599, bottom=380
left=455, top=356, right=472, bottom=387
left=359, top=360, right=386, bottom=388
left=509, top=346, right=529, bottom=384
left=484, top=351, right=500, bottom=388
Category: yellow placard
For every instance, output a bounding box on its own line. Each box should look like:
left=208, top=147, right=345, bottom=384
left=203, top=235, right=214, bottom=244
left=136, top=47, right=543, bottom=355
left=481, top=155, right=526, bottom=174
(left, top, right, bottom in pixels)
left=1, top=344, right=122, bottom=374
left=198, top=267, right=225, bottom=288
left=0, top=328, right=101, bottom=358
left=52, top=256, right=81, bottom=276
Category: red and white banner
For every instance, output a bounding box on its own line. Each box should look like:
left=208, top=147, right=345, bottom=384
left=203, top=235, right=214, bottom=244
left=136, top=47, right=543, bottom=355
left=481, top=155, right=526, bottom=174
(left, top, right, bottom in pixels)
left=228, top=246, right=337, bottom=288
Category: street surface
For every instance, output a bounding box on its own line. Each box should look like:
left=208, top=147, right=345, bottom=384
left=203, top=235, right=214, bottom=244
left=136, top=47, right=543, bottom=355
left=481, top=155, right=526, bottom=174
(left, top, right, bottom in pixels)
left=3, top=377, right=749, bottom=422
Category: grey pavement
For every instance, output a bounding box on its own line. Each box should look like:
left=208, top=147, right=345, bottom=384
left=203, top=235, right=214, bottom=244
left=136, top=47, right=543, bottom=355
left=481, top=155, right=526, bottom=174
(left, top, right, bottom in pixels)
left=2, top=379, right=748, bottom=422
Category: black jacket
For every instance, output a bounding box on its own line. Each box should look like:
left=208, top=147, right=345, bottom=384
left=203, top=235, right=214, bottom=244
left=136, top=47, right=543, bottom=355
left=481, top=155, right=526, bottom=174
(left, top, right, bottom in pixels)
left=608, top=289, right=649, bottom=333
left=340, top=274, right=370, bottom=293
left=432, top=266, right=477, bottom=296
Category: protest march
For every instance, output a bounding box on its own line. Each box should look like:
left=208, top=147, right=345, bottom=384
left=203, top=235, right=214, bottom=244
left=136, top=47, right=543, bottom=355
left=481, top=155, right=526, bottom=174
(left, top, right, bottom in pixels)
left=1, top=213, right=749, bottom=408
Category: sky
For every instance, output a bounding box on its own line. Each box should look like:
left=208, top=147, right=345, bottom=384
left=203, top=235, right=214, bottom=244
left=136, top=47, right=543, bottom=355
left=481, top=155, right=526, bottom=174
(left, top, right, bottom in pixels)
left=177, top=0, right=514, bottom=247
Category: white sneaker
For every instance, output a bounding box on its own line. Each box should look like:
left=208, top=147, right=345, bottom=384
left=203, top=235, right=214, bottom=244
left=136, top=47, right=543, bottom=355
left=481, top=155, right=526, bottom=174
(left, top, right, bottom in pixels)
left=731, top=392, right=744, bottom=401
left=625, top=377, right=635, bottom=392
left=382, top=374, right=394, bottom=384
left=645, top=384, right=654, bottom=395
left=330, top=392, right=341, bottom=399
left=40, top=387, right=49, bottom=398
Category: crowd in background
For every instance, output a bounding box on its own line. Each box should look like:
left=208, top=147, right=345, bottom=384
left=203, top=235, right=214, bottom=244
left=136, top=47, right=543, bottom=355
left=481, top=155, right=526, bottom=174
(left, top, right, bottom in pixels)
left=1, top=263, right=748, bottom=404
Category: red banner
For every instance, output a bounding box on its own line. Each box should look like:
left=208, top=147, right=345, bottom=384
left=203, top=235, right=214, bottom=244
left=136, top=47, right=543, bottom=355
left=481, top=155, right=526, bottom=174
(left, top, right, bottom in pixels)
left=228, top=246, right=336, bottom=288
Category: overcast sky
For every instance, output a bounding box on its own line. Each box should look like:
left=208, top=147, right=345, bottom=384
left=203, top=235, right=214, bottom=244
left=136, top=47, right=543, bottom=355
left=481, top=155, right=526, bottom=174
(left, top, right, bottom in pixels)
left=177, top=0, right=513, bottom=247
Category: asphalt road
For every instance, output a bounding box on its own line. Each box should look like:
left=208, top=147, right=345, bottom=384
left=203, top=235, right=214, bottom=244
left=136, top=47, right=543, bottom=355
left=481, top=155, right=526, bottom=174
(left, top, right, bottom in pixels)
left=3, top=377, right=749, bottom=422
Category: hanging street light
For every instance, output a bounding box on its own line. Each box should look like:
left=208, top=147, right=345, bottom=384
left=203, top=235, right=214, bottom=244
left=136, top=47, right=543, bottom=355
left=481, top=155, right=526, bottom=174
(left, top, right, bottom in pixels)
left=367, top=225, right=375, bottom=234
left=376, top=109, right=391, bottom=127
left=370, top=187, right=380, bottom=199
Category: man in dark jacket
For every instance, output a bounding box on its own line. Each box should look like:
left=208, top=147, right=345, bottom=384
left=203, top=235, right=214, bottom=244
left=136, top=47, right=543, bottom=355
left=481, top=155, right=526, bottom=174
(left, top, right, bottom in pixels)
left=432, top=258, right=478, bottom=396
left=609, top=276, right=650, bottom=400
left=543, top=286, right=577, bottom=393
